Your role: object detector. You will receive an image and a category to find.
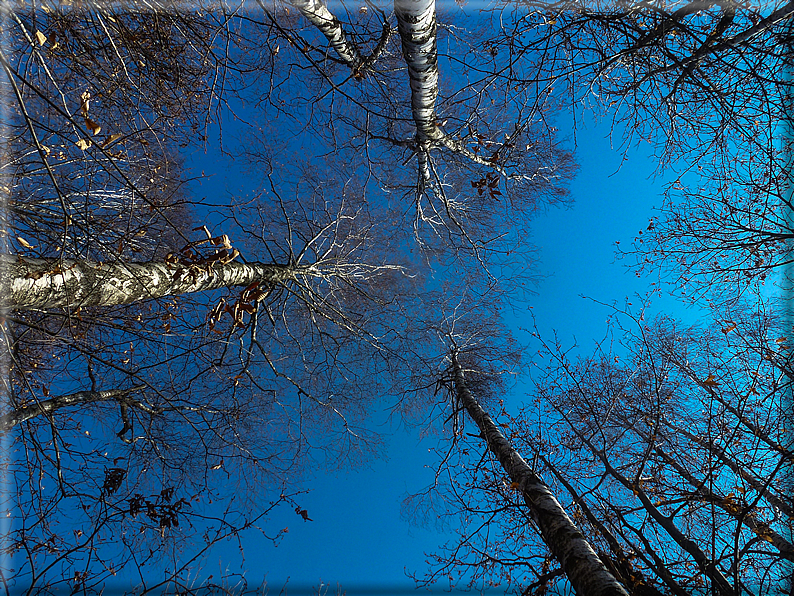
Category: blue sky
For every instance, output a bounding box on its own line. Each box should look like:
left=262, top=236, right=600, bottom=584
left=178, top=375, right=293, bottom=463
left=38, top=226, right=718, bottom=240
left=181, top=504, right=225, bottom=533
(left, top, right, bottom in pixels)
left=180, top=109, right=707, bottom=593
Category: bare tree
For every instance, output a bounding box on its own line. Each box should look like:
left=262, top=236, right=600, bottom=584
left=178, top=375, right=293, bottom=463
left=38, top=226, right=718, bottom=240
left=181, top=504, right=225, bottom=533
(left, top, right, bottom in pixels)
left=473, top=0, right=792, bottom=300
left=247, top=1, right=576, bottom=261
left=3, top=185, right=414, bottom=592
left=397, top=296, right=631, bottom=595
left=512, top=301, right=794, bottom=594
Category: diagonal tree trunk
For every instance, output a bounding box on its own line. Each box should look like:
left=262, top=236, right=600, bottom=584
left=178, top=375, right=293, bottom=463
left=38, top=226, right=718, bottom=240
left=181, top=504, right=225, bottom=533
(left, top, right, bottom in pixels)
left=2, top=255, right=309, bottom=310
left=630, top=425, right=794, bottom=562
left=450, top=352, right=631, bottom=596
left=534, top=450, right=671, bottom=596
left=291, top=0, right=364, bottom=68
left=559, top=412, right=735, bottom=596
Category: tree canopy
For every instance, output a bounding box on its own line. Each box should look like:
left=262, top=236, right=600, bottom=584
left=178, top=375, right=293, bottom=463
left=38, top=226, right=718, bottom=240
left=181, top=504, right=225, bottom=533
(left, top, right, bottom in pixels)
left=1, top=1, right=791, bottom=594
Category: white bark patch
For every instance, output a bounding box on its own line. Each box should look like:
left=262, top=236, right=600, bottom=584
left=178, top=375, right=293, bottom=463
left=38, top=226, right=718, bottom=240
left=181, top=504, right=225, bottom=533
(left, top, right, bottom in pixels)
left=2, top=256, right=297, bottom=310
left=1, top=386, right=146, bottom=430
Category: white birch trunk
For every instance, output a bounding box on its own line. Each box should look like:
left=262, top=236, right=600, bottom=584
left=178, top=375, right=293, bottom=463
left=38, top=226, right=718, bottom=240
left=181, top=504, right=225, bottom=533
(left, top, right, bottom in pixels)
left=2, top=255, right=303, bottom=310
left=394, top=0, right=443, bottom=147
left=393, top=2, right=507, bottom=179
left=291, top=0, right=363, bottom=68
left=451, top=353, right=631, bottom=596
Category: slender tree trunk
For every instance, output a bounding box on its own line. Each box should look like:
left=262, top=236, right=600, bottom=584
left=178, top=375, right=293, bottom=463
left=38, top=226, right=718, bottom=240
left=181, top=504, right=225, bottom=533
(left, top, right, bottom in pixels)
left=450, top=352, right=630, bottom=596
left=566, top=419, right=735, bottom=595
left=673, top=423, right=793, bottom=519
left=535, top=450, right=671, bottom=596
left=291, top=0, right=363, bottom=68
left=1, top=386, right=147, bottom=430
left=393, top=0, right=508, bottom=179
left=2, top=255, right=305, bottom=309
left=632, top=426, right=794, bottom=562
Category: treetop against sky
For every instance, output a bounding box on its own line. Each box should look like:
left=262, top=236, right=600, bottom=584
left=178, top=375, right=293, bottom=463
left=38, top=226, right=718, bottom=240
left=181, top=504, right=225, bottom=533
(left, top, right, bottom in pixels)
left=0, top=1, right=791, bottom=594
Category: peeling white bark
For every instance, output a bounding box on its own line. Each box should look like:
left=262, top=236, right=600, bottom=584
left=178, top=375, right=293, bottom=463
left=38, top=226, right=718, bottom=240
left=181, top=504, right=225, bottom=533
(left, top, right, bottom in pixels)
left=451, top=354, right=630, bottom=596
left=1, top=256, right=303, bottom=310
left=393, top=1, right=508, bottom=178
left=292, top=0, right=363, bottom=68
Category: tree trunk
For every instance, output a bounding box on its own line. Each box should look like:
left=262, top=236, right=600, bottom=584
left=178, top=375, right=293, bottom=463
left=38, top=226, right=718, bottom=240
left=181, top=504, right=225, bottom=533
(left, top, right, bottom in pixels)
left=535, top=450, right=671, bottom=596
left=451, top=353, right=630, bottom=596
left=291, top=0, right=363, bottom=68
left=393, top=1, right=508, bottom=178
left=565, top=418, right=735, bottom=595
left=394, top=0, right=443, bottom=148
left=1, top=386, right=148, bottom=430
left=2, top=255, right=305, bottom=309
left=633, top=425, right=794, bottom=562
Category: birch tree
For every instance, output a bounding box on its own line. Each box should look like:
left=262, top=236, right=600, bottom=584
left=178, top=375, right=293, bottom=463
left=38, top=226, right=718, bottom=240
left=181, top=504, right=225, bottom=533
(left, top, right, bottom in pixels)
left=397, top=297, right=630, bottom=595
left=446, top=350, right=631, bottom=596
left=3, top=187, right=413, bottom=593
left=251, top=1, right=575, bottom=259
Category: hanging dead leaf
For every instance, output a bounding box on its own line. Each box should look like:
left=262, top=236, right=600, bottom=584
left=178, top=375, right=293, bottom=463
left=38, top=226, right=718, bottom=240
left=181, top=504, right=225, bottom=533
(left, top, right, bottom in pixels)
left=35, top=30, right=47, bottom=46
left=703, top=374, right=719, bottom=388
left=721, top=323, right=736, bottom=334
left=84, top=120, right=102, bottom=138
left=211, top=234, right=232, bottom=249
left=79, top=91, right=91, bottom=115
left=17, top=236, right=34, bottom=249
left=75, top=138, right=91, bottom=150
left=84, top=117, right=101, bottom=136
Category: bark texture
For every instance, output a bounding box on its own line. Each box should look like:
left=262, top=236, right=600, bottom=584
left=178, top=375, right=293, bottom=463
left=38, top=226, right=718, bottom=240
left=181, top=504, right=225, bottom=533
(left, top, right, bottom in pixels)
left=393, top=1, right=505, bottom=177
left=451, top=353, right=630, bottom=596
left=292, top=0, right=363, bottom=68
left=394, top=0, right=443, bottom=147
left=2, top=255, right=302, bottom=309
